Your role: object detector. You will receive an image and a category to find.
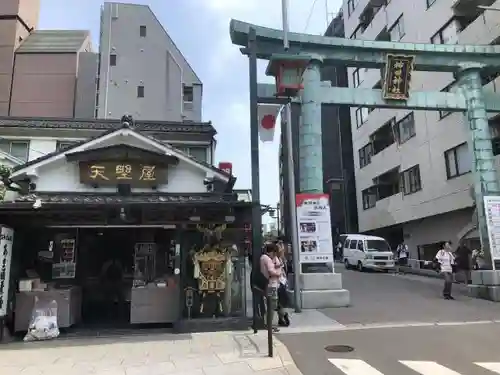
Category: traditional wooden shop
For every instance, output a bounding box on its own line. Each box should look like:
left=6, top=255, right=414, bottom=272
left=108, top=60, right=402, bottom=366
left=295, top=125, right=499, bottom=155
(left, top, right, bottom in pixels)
left=0, top=121, right=252, bottom=336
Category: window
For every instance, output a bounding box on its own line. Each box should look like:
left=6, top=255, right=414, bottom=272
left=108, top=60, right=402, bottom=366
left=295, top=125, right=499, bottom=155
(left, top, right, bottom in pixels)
left=188, top=147, right=208, bottom=162
left=357, top=241, right=364, bottom=251
left=349, top=240, right=358, bottom=249
left=352, top=68, right=365, bottom=87
left=394, top=112, right=416, bottom=144
left=0, top=140, right=29, bottom=161
left=110, top=54, right=117, bottom=66
left=439, top=81, right=456, bottom=119
left=139, top=25, right=147, bottom=37
left=389, top=15, right=405, bottom=41
left=183, top=85, right=194, bottom=102
left=427, top=0, right=437, bottom=7
left=362, top=188, right=376, bottom=210
left=430, top=19, right=458, bottom=44
left=400, top=165, right=422, bottom=195
left=355, top=107, right=369, bottom=128
left=359, top=143, right=373, bottom=168
left=137, top=85, right=145, bottom=98
left=444, top=142, right=471, bottom=179
left=56, top=141, right=77, bottom=152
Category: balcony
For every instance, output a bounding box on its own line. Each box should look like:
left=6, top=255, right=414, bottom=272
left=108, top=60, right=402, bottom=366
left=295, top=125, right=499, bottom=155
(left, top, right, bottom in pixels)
left=452, top=0, right=495, bottom=35
left=359, top=0, right=388, bottom=40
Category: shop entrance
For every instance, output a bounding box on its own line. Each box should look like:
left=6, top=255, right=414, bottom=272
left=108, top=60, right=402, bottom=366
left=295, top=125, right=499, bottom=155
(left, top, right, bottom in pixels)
left=77, top=227, right=180, bottom=328
left=78, top=228, right=134, bottom=326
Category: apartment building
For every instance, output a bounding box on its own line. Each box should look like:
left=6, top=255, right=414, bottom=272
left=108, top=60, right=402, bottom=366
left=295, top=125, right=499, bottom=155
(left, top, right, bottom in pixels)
left=279, top=12, right=358, bottom=244
left=96, top=3, right=203, bottom=123
left=0, top=2, right=212, bottom=169
left=342, top=0, right=500, bottom=259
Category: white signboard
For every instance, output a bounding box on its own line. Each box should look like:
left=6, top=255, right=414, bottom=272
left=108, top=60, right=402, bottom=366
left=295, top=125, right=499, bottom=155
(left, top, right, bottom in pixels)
left=295, top=193, right=334, bottom=264
left=484, top=196, right=500, bottom=263
left=0, top=226, right=14, bottom=317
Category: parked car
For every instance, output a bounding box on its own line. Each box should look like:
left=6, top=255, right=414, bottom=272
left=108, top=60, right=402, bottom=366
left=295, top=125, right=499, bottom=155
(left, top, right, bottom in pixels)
left=343, top=234, right=395, bottom=272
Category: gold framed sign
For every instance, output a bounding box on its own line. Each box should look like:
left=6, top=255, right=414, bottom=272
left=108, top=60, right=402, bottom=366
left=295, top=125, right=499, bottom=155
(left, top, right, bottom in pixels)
left=382, top=54, right=415, bottom=100
left=79, top=161, right=167, bottom=186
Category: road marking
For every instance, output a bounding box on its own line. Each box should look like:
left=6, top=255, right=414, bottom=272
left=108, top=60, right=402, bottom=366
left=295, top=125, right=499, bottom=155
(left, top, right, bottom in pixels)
left=475, top=362, right=500, bottom=373
left=328, top=358, right=384, bottom=374
left=400, top=360, right=462, bottom=374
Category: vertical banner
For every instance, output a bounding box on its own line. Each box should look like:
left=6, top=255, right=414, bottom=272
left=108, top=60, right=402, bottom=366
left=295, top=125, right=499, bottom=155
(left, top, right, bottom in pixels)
left=484, top=196, right=500, bottom=266
left=295, top=193, right=334, bottom=265
left=0, top=226, right=14, bottom=317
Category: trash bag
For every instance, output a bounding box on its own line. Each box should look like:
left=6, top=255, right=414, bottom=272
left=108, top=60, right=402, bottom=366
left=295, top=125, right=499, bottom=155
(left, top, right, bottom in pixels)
left=23, top=296, right=60, bottom=342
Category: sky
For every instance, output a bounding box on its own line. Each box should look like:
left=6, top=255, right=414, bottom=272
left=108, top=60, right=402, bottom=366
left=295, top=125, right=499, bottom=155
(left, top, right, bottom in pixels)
left=38, top=0, right=343, bottom=223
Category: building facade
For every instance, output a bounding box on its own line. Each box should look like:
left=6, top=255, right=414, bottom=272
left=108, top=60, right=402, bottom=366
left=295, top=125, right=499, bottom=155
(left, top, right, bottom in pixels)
left=342, top=0, right=500, bottom=258
left=0, top=0, right=95, bottom=119
left=279, top=12, right=358, bottom=244
left=96, top=2, right=203, bottom=122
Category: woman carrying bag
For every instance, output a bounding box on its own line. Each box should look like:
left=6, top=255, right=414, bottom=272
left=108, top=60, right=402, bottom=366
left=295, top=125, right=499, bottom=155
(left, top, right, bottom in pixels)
left=276, top=240, right=291, bottom=327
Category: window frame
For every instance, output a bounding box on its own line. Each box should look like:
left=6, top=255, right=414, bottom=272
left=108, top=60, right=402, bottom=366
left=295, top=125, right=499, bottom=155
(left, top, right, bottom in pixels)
left=0, top=140, right=29, bottom=161
left=438, top=81, right=456, bottom=119
left=394, top=112, right=416, bottom=144
left=137, top=85, right=145, bottom=98
left=183, top=85, right=194, bottom=103
left=362, top=188, right=376, bottom=210
left=355, top=107, right=369, bottom=128
left=110, top=54, right=117, bottom=66
left=400, top=165, right=422, bottom=195
left=430, top=18, right=459, bottom=45
left=358, top=143, right=373, bottom=168
left=347, top=0, right=355, bottom=16
left=444, top=142, right=471, bottom=179
left=139, top=25, right=147, bottom=37
left=389, top=15, right=405, bottom=41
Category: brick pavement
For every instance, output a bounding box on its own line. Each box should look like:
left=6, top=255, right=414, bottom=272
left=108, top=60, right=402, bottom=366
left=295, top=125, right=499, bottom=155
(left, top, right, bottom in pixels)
left=0, top=331, right=302, bottom=375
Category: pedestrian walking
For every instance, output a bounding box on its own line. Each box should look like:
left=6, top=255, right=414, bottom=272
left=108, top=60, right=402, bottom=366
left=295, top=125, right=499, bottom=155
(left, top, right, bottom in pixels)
left=396, top=242, right=408, bottom=274
left=455, top=241, right=472, bottom=284
left=435, top=241, right=456, bottom=300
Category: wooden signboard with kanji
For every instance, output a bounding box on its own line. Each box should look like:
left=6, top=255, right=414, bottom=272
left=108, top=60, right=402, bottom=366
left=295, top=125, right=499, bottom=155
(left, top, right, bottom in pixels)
left=79, top=161, right=167, bottom=186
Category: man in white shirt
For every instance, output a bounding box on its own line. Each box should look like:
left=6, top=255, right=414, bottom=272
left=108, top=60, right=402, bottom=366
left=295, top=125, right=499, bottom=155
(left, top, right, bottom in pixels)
left=435, top=241, right=455, bottom=300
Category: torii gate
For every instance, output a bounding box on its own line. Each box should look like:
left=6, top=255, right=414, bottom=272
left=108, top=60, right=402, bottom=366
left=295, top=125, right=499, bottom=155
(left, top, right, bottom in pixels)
left=231, top=19, right=500, bottom=303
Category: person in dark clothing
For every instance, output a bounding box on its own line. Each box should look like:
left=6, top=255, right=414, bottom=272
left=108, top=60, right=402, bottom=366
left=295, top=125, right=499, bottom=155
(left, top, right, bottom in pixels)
left=455, top=242, right=472, bottom=284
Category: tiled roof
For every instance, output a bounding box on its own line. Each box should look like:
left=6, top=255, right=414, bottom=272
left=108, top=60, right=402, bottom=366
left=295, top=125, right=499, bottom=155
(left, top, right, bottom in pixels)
left=0, top=116, right=216, bottom=134
left=17, top=30, right=90, bottom=53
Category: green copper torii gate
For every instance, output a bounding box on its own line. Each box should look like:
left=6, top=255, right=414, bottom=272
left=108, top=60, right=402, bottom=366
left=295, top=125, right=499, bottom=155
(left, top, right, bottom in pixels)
left=231, top=19, right=500, bottom=302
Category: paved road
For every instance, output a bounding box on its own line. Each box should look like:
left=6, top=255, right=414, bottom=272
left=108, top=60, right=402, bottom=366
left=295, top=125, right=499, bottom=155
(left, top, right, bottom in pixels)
left=320, top=266, right=500, bottom=325
left=277, top=267, right=500, bottom=374
left=279, top=324, right=500, bottom=374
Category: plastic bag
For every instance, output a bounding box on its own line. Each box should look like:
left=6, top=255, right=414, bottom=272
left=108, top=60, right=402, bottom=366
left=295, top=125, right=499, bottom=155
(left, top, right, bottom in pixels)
left=23, top=296, right=60, bottom=342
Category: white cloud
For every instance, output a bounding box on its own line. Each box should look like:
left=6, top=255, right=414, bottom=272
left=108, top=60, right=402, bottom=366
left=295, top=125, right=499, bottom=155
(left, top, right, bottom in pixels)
left=195, top=0, right=343, bottom=221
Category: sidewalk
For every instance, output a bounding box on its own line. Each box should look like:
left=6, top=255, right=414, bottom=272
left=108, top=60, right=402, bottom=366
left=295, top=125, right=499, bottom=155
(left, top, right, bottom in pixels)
left=0, top=330, right=302, bottom=375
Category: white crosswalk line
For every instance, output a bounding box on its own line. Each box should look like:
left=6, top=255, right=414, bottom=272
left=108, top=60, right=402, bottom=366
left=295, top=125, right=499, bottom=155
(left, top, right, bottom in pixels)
left=475, top=362, right=500, bottom=373
left=328, top=358, right=385, bottom=375
left=400, top=360, right=462, bottom=375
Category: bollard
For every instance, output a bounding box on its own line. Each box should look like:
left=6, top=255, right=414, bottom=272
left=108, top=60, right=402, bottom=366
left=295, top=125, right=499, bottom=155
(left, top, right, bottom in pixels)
left=267, top=285, right=278, bottom=357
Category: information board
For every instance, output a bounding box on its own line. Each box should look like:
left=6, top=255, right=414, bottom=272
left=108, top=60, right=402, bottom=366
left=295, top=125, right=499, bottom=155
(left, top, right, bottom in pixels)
left=295, top=193, right=334, bottom=264
left=484, top=195, right=500, bottom=263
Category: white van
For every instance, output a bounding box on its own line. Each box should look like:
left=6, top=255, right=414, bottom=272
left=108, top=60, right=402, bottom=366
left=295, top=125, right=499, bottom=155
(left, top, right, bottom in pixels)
left=342, top=234, right=395, bottom=272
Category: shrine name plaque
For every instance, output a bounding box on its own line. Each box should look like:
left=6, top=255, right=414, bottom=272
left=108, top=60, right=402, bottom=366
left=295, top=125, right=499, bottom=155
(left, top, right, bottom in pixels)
left=79, top=161, right=167, bottom=186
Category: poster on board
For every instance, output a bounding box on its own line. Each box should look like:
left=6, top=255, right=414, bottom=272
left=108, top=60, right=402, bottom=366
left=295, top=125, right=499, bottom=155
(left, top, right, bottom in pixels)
left=0, top=226, right=14, bottom=317
left=295, top=193, right=334, bottom=265
left=484, top=196, right=500, bottom=263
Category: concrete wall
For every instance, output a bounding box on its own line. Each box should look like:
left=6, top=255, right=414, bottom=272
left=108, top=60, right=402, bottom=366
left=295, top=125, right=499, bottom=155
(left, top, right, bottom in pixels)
left=342, top=0, right=500, bottom=233
left=0, top=0, right=37, bottom=115
left=74, top=52, right=98, bottom=119
left=10, top=53, right=78, bottom=117
left=97, top=3, right=202, bottom=121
